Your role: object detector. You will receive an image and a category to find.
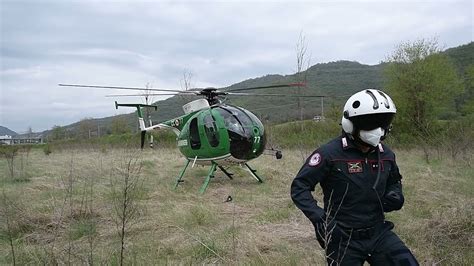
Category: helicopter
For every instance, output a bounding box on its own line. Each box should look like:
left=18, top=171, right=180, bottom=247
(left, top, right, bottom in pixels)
left=59, top=83, right=325, bottom=193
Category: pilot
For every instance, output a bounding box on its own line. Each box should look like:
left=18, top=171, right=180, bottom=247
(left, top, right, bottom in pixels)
left=291, top=89, right=418, bottom=265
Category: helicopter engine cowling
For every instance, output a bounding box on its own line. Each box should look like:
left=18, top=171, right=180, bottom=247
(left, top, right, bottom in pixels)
left=182, top=99, right=210, bottom=114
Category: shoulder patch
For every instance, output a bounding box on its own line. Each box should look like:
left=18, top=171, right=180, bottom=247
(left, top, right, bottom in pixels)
left=342, top=137, right=348, bottom=149
left=308, top=152, right=322, bottom=167
left=378, top=143, right=384, bottom=153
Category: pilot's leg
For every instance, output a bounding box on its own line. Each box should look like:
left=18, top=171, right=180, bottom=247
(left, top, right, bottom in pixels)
left=368, top=230, right=418, bottom=266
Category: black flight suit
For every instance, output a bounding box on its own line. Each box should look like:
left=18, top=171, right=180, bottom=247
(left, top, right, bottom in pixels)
left=291, top=134, right=418, bottom=265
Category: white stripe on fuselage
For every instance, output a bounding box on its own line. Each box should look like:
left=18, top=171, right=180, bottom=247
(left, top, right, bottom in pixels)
left=186, top=154, right=248, bottom=165
left=144, top=123, right=180, bottom=136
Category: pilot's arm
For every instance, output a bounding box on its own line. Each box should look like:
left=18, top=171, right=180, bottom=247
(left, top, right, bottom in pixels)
left=383, top=155, right=404, bottom=212
left=290, top=150, right=329, bottom=225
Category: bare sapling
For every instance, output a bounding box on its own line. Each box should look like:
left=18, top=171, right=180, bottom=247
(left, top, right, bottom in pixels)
left=295, top=30, right=311, bottom=122
left=109, top=149, right=145, bottom=266
left=179, top=68, right=194, bottom=102
left=0, top=146, right=19, bottom=180
left=18, top=145, right=32, bottom=180
left=296, top=139, right=311, bottom=165
left=63, top=152, right=78, bottom=265
left=44, top=151, right=77, bottom=264
left=316, top=186, right=351, bottom=265
left=79, top=151, right=102, bottom=265
left=439, top=120, right=473, bottom=161
left=0, top=189, right=27, bottom=266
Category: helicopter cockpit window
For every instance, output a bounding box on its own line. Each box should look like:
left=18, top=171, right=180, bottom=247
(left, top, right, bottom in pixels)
left=242, top=109, right=264, bottom=132
left=189, top=117, right=201, bottom=150
left=215, top=108, right=244, bottom=135
left=203, top=113, right=219, bottom=147
left=215, top=106, right=252, bottom=137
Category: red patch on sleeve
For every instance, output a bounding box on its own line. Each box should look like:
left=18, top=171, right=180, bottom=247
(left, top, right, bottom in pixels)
left=308, top=153, right=322, bottom=167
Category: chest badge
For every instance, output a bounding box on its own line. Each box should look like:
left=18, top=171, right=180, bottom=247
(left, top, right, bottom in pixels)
left=347, top=161, right=363, bottom=173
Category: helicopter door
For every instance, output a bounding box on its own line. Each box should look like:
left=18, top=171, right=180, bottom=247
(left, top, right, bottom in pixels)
left=189, top=117, right=201, bottom=149
left=203, top=112, right=219, bottom=147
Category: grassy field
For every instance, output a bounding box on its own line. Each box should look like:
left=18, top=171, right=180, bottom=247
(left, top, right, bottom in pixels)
left=0, top=145, right=472, bottom=265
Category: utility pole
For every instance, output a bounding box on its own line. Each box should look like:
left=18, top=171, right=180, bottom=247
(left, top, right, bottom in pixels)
left=321, top=97, right=324, bottom=119
left=143, top=82, right=155, bottom=149
left=145, top=94, right=154, bottom=148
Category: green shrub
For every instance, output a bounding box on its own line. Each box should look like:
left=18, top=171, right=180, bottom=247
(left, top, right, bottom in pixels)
left=42, top=144, right=52, bottom=155
left=69, top=219, right=96, bottom=240
left=183, top=205, right=215, bottom=227
left=268, top=120, right=340, bottom=148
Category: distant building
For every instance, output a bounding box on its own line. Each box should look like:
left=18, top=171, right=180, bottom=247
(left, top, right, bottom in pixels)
left=0, top=135, right=13, bottom=145
left=313, top=115, right=325, bottom=122
left=0, top=134, right=43, bottom=145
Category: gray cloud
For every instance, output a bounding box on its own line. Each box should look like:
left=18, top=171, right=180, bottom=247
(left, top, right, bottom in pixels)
left=1, top=0, right=472, bottom=132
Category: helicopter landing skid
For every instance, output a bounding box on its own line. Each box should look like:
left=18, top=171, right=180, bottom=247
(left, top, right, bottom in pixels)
left=199, top=162, right=217, bottom=194
left=174, top=160, right=190, bottom=189
left=174, top=160, right=218, bottom=194
left=174, top=161, right=262, bottom=194
left=244, top=163, right=263, bottom=183
left=218, top=165, right=234, bottom=180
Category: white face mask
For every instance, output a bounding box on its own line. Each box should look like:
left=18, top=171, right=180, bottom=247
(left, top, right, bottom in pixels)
left=359, top=127, right=385, bottom=147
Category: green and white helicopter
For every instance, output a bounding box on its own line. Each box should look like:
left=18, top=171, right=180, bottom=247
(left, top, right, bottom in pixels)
left=60, top=83, right=324, bottom=193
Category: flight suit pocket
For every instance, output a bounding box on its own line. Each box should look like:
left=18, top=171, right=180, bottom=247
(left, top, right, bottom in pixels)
left=372, top=160, right=393, bottom=194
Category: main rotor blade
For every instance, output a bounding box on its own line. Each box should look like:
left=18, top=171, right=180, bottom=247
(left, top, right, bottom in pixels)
left=59, top=83, right=194, bottom=94
left=226, top=92, right=325, bottom=98
left=105, top=93, right=192, bottom=97
left=225, top=82, right=306, bottom=92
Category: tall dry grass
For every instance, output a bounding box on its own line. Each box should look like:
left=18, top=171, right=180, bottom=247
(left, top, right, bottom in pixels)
left=0, top=145, right=472, bottom=264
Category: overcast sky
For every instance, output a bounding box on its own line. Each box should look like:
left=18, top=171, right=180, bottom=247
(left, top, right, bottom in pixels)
left=0, top=0, right=472, bottom=133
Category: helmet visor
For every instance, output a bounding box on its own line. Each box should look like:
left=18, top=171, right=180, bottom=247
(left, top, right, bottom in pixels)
left=350, top=113, right=395, bottom=130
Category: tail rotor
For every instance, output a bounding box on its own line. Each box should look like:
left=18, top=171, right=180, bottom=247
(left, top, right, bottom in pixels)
left=113, top=101, right=157, bottom=150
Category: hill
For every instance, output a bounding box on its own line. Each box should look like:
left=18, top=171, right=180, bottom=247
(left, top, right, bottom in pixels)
left=47, top=60, right=383, bottom=137
left=0, top=126, right=17, bottom=136
left=45, top=42, right=473, bottom=137
left=444, top=42, right=474, bottom=75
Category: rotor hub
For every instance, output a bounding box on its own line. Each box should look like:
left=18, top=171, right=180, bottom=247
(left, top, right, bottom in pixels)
left=199, top=88, right=226, bottom=105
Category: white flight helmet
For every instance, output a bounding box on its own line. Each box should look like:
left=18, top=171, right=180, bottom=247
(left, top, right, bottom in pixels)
left=341, top=89, right=396, bottom=147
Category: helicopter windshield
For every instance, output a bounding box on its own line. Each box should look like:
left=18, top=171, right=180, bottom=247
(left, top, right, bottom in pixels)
left=215, top=105, right=264, bottom=160
left=215, top=106, right=253, bottom=138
